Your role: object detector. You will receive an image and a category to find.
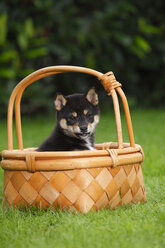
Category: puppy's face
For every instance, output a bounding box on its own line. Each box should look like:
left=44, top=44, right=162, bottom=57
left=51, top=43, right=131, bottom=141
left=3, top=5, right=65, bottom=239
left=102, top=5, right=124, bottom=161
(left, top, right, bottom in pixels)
left=54, top=88, right=100, bottom=139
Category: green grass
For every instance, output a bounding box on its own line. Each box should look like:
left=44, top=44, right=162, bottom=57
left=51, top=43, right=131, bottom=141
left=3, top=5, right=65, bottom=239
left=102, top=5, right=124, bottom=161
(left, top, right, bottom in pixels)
left=0, top=109, right=165, bottom=248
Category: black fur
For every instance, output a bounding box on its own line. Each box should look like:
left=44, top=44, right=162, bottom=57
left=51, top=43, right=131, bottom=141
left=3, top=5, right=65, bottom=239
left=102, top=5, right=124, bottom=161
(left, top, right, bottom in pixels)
left=37, top=90, right=99, bottom=152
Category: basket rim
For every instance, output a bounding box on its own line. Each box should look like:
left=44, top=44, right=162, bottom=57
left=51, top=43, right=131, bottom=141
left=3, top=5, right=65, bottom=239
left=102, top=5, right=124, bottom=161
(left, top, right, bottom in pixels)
left=0, top=142, right=144, bottom=172
left=1, top=142, right=142, bottom=159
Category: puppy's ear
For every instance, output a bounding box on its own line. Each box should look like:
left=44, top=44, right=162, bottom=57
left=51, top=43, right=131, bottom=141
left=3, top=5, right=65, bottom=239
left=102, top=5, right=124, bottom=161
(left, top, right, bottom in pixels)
left=85, top=88, right=98, bottom=106
left=54, top=94, right=67, bottom=111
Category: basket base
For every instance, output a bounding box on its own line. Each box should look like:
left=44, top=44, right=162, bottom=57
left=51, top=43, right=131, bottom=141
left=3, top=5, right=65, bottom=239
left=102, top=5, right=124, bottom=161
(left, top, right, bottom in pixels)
left=3, top=163, right=146, bottom=213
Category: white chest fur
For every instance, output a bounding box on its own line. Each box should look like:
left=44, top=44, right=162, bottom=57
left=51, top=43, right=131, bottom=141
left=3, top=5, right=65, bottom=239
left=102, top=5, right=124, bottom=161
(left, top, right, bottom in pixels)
left=84, top=137, right=96, bottom=150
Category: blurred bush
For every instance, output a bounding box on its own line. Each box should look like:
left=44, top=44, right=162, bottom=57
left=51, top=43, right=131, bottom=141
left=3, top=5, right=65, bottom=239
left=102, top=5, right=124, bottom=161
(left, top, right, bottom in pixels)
left=0, top=0, right=165, bottom=116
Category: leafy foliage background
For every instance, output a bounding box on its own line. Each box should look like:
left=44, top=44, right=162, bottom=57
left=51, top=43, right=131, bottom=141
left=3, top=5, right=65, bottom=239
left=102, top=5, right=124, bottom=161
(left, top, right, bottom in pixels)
left=0, top=0, right=165, bottom=116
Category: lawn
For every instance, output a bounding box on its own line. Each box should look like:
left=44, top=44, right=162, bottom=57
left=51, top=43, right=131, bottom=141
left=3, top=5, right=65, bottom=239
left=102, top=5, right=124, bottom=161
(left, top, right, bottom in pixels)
left=0, top=109, right=165, bottom=248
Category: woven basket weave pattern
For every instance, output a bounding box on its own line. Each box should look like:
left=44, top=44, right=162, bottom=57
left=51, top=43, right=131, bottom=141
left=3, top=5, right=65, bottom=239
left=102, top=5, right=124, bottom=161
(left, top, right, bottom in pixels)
left=4, top=163, right=146, bottom=213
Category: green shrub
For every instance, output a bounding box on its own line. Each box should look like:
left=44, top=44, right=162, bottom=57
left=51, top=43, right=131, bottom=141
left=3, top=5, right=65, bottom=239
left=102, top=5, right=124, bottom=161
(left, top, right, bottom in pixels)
left=0, top=0, right=165, bottom=116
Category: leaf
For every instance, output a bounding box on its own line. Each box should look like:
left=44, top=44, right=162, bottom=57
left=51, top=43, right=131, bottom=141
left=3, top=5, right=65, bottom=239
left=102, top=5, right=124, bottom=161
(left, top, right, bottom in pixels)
left=31, top=37, right=48, bottom=46
left=0, top=13, right=8, bottom=45
left=18, top=68, right=34, bottom=77
left=138, top=18, right=162, bottom=34
left=17, top=33, right=28, bottom=50
left=25, top=19, right=34, bottom=38
left=25, top=47, right=48, bottom=59
left=130, top=45, right=146, bottom=59
left=0, top=50, right=18, bottom=63
left=0, top=68, right=16, bottom=79
left=17, top=19, right=34, bottom=50
left=86, top=53, right=95, bottom=69
left=135, top=35, right=151, bottom=53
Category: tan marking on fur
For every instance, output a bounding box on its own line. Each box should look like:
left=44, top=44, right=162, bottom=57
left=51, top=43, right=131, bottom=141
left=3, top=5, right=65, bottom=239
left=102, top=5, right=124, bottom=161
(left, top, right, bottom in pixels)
left=72, top=123, right=80, bottom=133
left=73, top=123, right=78, bottom=128
left=88, top=114, right=99, bottom=133
left=60, top=118, right=68, bottom=129
left=72, top=112, right=77, bottom=117
left=83, top=109, right=88, bottom=115
left=60, top=119, right=80, bottom=138
left=94, top=114, right=99, bottom=124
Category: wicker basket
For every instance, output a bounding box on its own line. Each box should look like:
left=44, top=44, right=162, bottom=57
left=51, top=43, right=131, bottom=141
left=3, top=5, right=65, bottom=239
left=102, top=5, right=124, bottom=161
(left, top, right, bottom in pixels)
left=0, top=66, right=146, bottom=213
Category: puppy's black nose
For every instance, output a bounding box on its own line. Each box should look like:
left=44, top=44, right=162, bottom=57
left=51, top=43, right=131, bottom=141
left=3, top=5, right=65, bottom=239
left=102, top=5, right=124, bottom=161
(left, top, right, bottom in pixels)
left=80, top=126, right=88, bottom=133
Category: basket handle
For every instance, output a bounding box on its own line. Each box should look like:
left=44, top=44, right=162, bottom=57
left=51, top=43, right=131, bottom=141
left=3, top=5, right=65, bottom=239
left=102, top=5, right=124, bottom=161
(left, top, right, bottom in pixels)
left=7, top=66, right=135, bottom=150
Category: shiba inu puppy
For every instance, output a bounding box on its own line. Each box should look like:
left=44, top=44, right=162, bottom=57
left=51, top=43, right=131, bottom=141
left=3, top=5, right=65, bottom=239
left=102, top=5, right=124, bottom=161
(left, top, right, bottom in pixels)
left=37, top=88, right=100, bottom=151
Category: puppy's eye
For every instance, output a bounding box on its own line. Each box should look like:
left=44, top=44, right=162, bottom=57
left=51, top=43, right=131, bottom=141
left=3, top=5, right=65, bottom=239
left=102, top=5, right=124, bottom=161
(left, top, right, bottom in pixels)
left=67, top=116, right=76, bottom=124
left=86, top=113, right=94, bottom=122
left=87, top=113, right=93, bottom=118
left=86, top=112, right=93, bottom=118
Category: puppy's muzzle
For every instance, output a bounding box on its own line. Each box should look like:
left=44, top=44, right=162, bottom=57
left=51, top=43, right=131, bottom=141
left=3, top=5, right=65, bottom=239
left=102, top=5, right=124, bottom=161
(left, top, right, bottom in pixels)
left=80, top=126, right=88, bottom=133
